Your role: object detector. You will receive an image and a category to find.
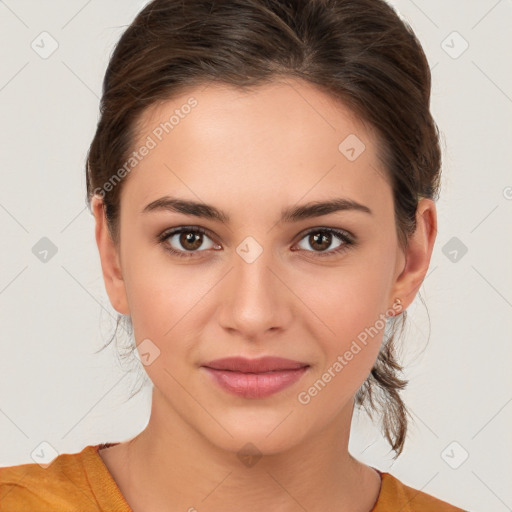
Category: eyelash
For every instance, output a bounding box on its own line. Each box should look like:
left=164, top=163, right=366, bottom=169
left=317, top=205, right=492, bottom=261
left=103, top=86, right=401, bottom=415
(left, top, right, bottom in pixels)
left=157, top=225, right=356, bottom=260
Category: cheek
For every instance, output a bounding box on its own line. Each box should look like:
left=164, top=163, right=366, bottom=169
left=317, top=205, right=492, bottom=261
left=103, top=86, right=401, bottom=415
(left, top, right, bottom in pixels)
left=295, top=280, right=387, bottom=416
left=124, top=268, right=205, bottom=392
left=122, top=250, right=218, bottom=353
left=292, top=257, right=390, bottom=392
left=296, top=255, right=391, bottom=340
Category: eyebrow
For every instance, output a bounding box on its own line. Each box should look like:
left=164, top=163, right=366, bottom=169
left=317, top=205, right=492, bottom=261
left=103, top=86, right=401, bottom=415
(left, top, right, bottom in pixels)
left=141, top=196, right=372, bottom=222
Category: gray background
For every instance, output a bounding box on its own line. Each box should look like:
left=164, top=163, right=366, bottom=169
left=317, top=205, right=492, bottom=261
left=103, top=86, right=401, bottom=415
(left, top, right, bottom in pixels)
left=0, top=1, right=511, bottom=511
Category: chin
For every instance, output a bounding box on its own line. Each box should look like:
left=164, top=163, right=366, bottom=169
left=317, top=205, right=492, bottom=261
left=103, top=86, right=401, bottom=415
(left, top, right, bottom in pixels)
left=199, top=410, right=311, bottom=457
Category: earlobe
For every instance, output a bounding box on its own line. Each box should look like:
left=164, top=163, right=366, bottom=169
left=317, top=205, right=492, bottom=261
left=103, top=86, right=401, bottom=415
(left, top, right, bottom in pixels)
left=390, top=198, right=437, bottom=311
left=91, top=195, right=130, bottom=315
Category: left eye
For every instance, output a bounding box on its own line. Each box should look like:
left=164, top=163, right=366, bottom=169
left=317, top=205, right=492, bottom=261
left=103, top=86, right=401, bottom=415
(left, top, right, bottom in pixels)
left=295, top=228, right=352, bottom=255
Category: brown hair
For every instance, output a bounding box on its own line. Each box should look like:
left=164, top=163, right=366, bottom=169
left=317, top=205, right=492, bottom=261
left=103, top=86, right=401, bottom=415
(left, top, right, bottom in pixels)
left=86, top=0, right=441, bottom=458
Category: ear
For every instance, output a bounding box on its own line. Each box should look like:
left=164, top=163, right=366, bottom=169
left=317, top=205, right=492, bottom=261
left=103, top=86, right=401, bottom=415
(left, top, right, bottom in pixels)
left=91, top=195, right=130, bottom=315
left=389, top=198, right=437, bottom=312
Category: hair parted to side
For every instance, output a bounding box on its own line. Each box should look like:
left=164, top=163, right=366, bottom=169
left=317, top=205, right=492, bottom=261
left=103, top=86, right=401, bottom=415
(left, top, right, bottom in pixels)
left=86, top=0, right=442, bottom=458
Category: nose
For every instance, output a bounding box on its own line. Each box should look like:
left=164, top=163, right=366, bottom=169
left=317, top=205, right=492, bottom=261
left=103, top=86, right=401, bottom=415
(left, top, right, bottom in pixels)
left=217, top=243, right=293, bottom=341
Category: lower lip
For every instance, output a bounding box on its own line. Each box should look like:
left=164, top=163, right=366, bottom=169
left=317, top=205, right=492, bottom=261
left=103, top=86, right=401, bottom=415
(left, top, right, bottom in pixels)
left=202, top=367, right=309, bottom=399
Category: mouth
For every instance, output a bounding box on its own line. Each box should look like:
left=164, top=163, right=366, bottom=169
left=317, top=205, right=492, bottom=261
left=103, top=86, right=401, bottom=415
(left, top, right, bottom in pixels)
left=202, top=356, right=309, bottom=373
left=201, top=356, right=310, bottom=399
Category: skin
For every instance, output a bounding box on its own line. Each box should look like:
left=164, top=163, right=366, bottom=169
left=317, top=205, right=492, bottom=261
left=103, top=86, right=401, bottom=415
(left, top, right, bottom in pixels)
left=91, top=78, right=437, bottom=512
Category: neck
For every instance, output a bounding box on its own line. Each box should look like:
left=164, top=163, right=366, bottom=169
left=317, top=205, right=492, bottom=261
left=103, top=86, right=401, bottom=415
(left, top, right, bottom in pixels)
left=110, top=388, right=380, bottom=512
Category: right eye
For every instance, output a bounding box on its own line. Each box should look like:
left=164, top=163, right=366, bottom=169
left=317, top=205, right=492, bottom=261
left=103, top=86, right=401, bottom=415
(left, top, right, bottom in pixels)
left=158, top=226, right=221, bottom=258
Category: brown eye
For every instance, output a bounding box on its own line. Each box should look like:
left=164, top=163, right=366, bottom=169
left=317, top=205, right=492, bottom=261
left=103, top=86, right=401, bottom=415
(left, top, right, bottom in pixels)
left=295, top=228, right=354, bottom=256
left=159, top=226, right=219, bottom=257
left=308, top=232, right=333, bottom=251
left=179, top=231, right=204, bottom=251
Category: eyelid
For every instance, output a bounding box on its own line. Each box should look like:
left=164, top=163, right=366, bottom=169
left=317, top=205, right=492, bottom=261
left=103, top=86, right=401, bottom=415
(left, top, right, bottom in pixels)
left=158, top=225, right=219, bottom=247
left=297, top=226, right=354, bottom=244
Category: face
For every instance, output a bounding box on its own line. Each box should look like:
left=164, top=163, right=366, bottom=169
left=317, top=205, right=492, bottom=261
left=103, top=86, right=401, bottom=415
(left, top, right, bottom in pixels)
left=93, top=79, right=434, bottom=455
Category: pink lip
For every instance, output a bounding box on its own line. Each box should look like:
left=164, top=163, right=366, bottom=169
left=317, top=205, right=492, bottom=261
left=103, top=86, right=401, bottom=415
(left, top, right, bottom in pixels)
left=201, top=357, right=309, bottom=399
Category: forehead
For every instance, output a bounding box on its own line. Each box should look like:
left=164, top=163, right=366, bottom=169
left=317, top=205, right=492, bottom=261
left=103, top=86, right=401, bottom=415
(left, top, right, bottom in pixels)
left=121, top=78, right=390, bottom=218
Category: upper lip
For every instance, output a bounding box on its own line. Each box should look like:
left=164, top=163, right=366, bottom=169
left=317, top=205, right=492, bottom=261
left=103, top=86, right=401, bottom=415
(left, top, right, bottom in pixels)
left=202, top=357, right=309, bottom=373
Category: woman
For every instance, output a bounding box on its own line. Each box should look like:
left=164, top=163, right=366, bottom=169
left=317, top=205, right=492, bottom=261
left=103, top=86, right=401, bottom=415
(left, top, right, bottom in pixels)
left=0, top=0, right=468, bottom=510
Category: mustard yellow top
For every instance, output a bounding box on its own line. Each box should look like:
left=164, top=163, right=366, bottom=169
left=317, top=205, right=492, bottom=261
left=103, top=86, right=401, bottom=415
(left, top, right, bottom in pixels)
left=0, top=443, right=467, bottom=511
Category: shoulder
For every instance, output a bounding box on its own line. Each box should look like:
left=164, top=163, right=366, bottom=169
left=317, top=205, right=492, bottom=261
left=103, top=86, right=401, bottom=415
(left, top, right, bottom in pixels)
left=0, top=445, right=100, bottom=512
left=373, top=470, right=469, bottom=511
